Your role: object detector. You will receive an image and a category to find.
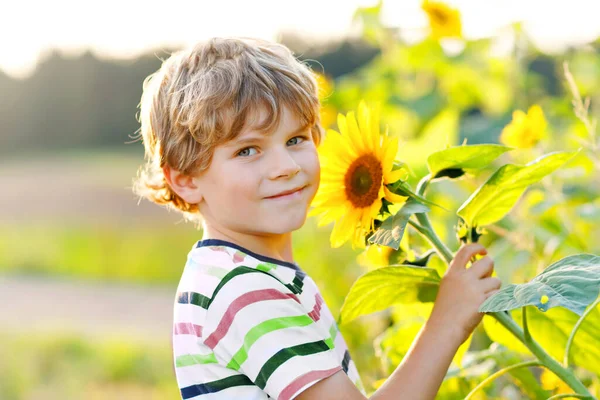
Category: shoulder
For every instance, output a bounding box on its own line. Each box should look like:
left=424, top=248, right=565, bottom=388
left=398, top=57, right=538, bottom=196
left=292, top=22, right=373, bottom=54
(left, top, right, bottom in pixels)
left=182, top=240, right=307, bottom=296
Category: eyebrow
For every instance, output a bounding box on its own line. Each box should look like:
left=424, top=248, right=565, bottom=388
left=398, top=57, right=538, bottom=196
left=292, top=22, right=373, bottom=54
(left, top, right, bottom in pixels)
left=230, top=123, right=311, bottom=147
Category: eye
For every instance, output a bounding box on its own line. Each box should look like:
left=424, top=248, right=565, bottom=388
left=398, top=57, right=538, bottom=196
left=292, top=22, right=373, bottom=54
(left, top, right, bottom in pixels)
left=237, top=147, right=258, bottom=157
left=287, top=136, right=307, bottom=146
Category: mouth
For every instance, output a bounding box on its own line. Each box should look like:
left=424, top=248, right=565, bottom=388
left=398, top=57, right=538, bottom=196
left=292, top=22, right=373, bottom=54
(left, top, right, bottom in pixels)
left=265, top=185, right=307, bottom=200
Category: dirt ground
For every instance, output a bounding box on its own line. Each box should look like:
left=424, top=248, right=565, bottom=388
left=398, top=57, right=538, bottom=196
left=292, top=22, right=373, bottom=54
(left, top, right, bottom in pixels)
left=0, top=274, right=175, bottom=343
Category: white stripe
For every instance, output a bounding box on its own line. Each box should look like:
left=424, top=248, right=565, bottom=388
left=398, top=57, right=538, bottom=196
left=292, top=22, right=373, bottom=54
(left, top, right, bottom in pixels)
left=263, top=349, right=341, bottom=398
left=174, top=302, right=207, bottom=325
left=172, top=336, right=211, bottom=358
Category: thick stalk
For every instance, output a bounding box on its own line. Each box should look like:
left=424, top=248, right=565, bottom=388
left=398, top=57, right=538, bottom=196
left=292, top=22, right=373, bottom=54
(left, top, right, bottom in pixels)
left=413, top=174, right=453, bottom=264
left=523, top=305, right=532, bottom=342
left=408, top=174, right=594, bottom=398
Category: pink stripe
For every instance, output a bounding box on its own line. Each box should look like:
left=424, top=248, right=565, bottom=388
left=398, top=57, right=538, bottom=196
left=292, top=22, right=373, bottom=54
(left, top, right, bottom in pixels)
left=205, top=288, right=300, bottom=349
left=279, top=366, right=343, bottom=400
left=173, top=322, right=203, bottom=337
left=308, top=294, right=324, bottom=322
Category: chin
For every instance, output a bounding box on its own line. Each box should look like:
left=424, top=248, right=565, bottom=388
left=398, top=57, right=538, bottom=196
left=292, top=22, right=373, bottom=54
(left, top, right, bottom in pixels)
left=269, top=213, right=308, bottom=234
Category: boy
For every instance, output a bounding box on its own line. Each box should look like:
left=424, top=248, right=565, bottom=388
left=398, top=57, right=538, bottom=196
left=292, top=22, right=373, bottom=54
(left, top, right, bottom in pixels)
left=132, top=37, right=501, bottom=399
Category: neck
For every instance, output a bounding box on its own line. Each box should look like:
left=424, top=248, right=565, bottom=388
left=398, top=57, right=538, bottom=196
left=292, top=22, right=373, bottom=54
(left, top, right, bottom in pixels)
left=201, top=223, right=295, bottom=264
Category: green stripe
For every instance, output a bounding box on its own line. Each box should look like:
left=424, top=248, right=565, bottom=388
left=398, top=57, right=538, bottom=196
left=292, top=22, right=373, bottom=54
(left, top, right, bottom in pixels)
left=209, top=266, right=302, bottom=307
left=254, top=339, right=334, bottom=389
left=176, top=353, right=218, bottom=367
left=329, top=322, right=338, bottom=342
left=190, top=292, right=211, bottom=309
left=256, top=263, right=277, bottom=272
left=292, top=274, right=304, bottom=291
left=226, top=315, right=314, bottom=370
left=204, top=374, right=252, bottom=392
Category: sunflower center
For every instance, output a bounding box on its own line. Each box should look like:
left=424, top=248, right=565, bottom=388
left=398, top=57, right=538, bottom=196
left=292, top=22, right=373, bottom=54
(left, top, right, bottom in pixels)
left=345, top=154, right=383, bottom=208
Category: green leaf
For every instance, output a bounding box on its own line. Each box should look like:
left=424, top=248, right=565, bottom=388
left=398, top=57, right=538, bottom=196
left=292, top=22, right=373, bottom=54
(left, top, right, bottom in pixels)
left=483, top=305, right=600, bottom=376
left=339, top=266, right=441, bottom=325
left=479, top=254, right=600, bottom=316
left=369, top=200, right=429, bottom=249
left=427, top=144, right=513, bottom=179
left=457, top=151, right=577, bottom=227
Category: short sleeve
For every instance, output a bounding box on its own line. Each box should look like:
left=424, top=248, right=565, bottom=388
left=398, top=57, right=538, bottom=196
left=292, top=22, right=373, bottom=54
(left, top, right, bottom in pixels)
left=201, top=266, right=343, bottom=400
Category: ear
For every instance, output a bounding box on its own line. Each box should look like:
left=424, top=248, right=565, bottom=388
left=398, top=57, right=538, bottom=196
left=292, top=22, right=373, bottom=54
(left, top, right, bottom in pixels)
left=162, top=165, right=204, bottom=205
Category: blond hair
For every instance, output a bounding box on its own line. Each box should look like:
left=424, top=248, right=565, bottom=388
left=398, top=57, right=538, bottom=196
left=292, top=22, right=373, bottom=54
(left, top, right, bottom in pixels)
left=132, top=37, right=324, bottom=223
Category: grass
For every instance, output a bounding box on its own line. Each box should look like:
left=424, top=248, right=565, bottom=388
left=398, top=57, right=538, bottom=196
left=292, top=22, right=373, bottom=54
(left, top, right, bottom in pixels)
left=0, top=332, right=178, bottom=400
left=0, top=221, right=199, bottom=285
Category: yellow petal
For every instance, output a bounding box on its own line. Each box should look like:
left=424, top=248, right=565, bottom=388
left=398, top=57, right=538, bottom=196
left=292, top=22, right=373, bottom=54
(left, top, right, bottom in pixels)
left=384, top=168, right=408, bottom=185
left=367, top=198, right=383, bottom=231
left=384, top=186, right=408, bottom=204
left=370, top=104, right=382, bottom=157
left=312, top=190, right=347, bottom=206
left=382, top=136, right=399, bottom=171
left=330, top=208, right=359, bottom=248
left=315, top=206, right=347, bottom=227
left=322, top=129, right=359, bottom=162
left=357, top=101, right=373, bottom=153
left=346, top=111, right=368, bottom=154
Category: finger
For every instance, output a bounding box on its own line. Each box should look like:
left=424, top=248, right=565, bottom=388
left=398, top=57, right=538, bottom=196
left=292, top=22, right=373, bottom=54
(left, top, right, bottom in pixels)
left=450, top=243, right=487, bottom=271
left=468, top=256, right=494, bottom=278
left=481, top=277, right=502, bottom=293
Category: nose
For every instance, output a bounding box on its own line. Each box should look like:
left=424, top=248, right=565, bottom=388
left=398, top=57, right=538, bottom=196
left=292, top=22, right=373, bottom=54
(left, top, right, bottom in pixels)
left=267, top=146, right=301, bottom=180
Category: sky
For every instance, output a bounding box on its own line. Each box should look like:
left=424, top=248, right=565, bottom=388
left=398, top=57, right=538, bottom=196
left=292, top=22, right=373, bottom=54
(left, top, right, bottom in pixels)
left=2, top=0, right=600, bottom=79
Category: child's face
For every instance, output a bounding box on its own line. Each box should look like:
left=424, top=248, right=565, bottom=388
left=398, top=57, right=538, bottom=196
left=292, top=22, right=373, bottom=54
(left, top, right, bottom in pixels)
left=194, top=105, right=320, bottom=237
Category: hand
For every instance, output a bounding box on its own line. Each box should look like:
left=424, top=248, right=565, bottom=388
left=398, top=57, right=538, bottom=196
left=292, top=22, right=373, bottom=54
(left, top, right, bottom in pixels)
left=429, top=243, right=502, bottom=345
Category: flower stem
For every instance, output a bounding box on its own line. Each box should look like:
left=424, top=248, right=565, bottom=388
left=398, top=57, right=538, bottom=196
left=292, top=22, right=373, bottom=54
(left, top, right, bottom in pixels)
left=481, top=293, right=593, bottom=397
left=413, top=174, right=454, bottom=264
left=523, top=306, right=531, bottom=342
left=564, top=296, right=600, bottom=367
left=409, top=173, right=593, bottom=398
left=464, top=360, right=543, bottom=400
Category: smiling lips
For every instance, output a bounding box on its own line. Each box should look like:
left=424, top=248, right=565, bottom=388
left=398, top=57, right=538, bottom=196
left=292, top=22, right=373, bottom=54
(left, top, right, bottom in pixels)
left=266, top=186, right=306, bottom=199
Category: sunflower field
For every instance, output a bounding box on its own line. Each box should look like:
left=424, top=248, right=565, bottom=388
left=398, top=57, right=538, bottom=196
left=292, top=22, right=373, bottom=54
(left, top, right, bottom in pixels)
left=310, top=1, right=600, bottom=398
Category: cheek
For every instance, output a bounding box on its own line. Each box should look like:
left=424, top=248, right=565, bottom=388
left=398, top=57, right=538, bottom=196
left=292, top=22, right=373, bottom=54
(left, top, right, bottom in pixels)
left=308, top=151, right=321, bottom=183
left=303, top=150, right=321, bottom=200
left=207, top=165, right=257, bottom=203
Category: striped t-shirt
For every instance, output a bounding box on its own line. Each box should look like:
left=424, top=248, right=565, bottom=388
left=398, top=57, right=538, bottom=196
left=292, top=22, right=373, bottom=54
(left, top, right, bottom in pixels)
left=172, top=239, right=365, bottom=399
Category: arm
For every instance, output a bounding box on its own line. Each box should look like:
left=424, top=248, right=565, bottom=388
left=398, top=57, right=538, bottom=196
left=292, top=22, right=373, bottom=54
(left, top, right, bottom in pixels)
left=298, top=243, right=501, bottom=400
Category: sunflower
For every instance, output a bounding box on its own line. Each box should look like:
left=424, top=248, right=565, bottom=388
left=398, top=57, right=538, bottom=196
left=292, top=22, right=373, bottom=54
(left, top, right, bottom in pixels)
left=499, top=104, right=548, bottom=148
left=310, top=101, right=409, bottom=248
left=421, top=0, right=462, bottom=39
